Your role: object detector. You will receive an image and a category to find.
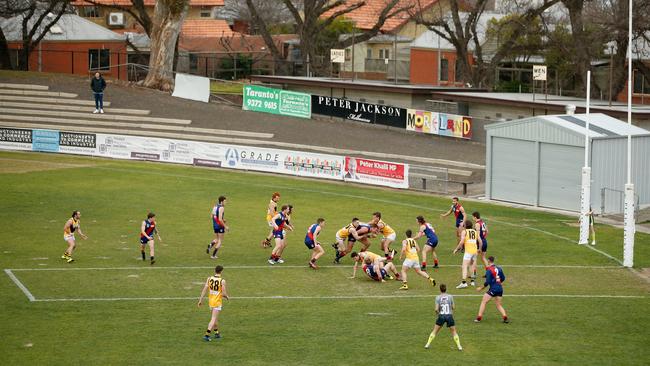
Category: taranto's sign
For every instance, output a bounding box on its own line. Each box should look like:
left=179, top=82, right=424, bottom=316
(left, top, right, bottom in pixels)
left=243, top=85, right=311, bottom=119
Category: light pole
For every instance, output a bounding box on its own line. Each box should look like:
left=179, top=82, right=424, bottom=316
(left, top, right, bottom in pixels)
left=609, top=44, right=614, bottom=107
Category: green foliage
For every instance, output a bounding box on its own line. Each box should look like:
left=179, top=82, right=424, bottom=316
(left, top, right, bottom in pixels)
left=1, top=151, right=649, bottom=365
left=486, top=15, right=544, bottom=61
left=314, top=16, right=355, bottom=56
left=217, top=54, right=253, bottom=80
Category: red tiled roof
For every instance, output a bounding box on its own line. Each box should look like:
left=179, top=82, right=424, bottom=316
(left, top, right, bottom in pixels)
left=180, top=34, right=297, bottom=53
left=71, top=0, right=224, bottom=6
left=321, top=0, right=437, bottom=32
left=181, top=19, right=234, bottom=38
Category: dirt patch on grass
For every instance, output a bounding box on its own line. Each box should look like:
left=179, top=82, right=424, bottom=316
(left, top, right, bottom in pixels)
left=639, top=268, right=650, bottom=282
left=0, top=157, right=96, bottom=173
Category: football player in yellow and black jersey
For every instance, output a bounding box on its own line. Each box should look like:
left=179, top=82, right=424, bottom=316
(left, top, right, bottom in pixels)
left=452, top=221, right=483, bottom=289
left=261, top=192, right=281, bottom=248
left=62, top=210, right=88, bottom=263
left=198, top=265, right=230, bottom=341
left=399, top=230, right=435, bottom=290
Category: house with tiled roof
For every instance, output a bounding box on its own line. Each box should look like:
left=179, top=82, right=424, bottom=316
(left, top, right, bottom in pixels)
left=1, top=12, right=128, bottom=79
left=323, top=0, right=497, bottom=82
left=322, top=0, right=449, bottom=81
left=72, top=0, right=227, bottom=37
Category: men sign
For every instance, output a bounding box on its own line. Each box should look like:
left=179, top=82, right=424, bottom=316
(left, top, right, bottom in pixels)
left=330, top=49, right=345, bottom=63
left=533, top=65, right=547, bottom=81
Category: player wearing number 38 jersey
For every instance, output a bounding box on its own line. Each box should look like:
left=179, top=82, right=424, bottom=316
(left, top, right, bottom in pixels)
left=198, top=265, right=230, bottom=342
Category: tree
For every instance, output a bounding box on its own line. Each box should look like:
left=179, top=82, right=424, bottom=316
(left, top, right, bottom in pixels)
left=247, top=0, right=414, bottom=76
left=142, top=0, right=189, bottom=91
left=412, top=0, right=561, bottom=88
left=0, top=1, right=70, bottom=71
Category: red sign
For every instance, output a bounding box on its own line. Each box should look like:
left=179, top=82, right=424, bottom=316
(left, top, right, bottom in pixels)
left=344, top=156, right=408, bottom=189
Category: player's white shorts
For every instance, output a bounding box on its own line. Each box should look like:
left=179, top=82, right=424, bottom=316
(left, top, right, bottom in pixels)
left=335, top=233, right=346, bottom=243
left=463, top=252, right=477, bottom=261
left=210, top=306, right=222, bottom=311
left=63, top=234, right=75, bottom=242
left=267, top=220, right=274, bottom=227
left=402, top=258, right=420, bottom=269
left=382, top=233, right=396, bottom=242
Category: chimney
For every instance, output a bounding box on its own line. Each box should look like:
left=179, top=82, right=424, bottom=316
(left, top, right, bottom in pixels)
left=565, top=104, right=576, bottom=115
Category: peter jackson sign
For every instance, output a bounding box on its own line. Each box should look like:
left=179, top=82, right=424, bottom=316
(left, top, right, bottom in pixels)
left=311, top=95, right=406, bottom=127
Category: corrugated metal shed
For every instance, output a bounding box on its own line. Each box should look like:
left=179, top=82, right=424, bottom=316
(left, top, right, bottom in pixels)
left=591, top=135, right=650, bottom=214
left=486, top=113, right=649, bottom=212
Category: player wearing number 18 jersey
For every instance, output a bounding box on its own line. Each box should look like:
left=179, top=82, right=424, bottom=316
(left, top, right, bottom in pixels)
left=453, top=220, right=482, bottom=289
left=425, top=284, right=462, bottom=351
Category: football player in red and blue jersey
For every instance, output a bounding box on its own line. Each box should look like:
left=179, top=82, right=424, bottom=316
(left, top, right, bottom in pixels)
left=472, top=211, right=489, bottom=267
left=441, top=197, right=466, bottom=239
left=268, top=205, right=292, bottom=265
left=140, top=212, right=162, bottom=265
left=475, top=256, right=509, bottom=323
left=304, top=218, right=325, bottom=269
left=208, top=196, right=228, bottom=259
left=414, top=215, right=440, bottom=270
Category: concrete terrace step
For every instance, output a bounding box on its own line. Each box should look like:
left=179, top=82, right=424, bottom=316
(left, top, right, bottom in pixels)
left=0, top=83, right=49, bottom=91
left=0, top=95, right=112, bottom=107
left=0, top=107, right=191, bottom=125
left=0, top=101, right=150, bottom=116
left=0, top=121, right=479, bottom=170
left=0, top=89, right=77, bottom=98
left=0, top=117, right=273, bottom=139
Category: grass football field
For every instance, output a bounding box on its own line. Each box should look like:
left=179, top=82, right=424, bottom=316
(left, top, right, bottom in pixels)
left=0, top=151, right=649, bottom=365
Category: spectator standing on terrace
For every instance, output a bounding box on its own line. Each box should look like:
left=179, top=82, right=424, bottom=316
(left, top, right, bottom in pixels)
left=91, top=72, right=106, bottom=114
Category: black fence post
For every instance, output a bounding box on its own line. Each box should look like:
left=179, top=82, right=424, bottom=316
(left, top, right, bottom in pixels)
left=71, top=50, right=74, bottom=74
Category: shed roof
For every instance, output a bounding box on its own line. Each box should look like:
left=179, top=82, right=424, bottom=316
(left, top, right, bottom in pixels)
left=321, top=0, right=438, bottom=33
left=1, top=13, right=125, bottom=42
left=486, top=113, right=649, bottom=139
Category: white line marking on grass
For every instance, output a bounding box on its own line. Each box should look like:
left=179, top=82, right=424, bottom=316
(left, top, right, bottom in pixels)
left=29, top=294, right=649, bottom=302
left=4, top=269, right=36, bottom=302
left=92, top=165, right=627, bottom=266
left=30, top=257, right=48, bottom=260
left=5, top=264, right=623, bottom=271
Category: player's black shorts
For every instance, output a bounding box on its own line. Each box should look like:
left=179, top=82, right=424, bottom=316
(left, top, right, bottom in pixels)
left=481, top=239, right=488, bottom=252
left=140, top=237, right=150, bottom=244
left=435, top=314, right=455, bottom=327
left=487, top=288, right=503, bottom=297
left=304, top=240, right=315, bottom=249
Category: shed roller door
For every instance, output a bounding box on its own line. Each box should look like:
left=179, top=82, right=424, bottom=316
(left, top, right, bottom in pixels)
left=491, top=137, right=536, bottom=205
left=538, top=143, right=583, bottom=210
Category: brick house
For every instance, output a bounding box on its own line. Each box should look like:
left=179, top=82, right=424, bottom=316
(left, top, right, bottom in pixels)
left=1, top=13, right=128, bottom=79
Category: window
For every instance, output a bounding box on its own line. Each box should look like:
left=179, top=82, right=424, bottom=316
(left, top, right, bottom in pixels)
left=200, top=6, right=212, bottom=18
left=455, top=58, right=462, bottom=82
left=82, top=6, right=100, bottom=18
left=633, top=70, right=650, bottom=94
left=189, top=54, right=198, bottom=73
left=88, top=49, right=110, bottom=71
left=378, top=49, right=384, bottom=59
left=440, top=59, right=449, bottom=81
left=345, top=48, right=351, bottom=61
left=366, top=49, right=372, bottom=59
left=384, top=49, right=389, bottom=59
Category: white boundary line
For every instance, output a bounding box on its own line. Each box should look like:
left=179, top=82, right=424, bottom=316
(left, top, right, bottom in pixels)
left=30, top=294, right=648, bottom=302
left=5, top=264, right=623, bottom=271
left=4, top=269, right=35, bottom=302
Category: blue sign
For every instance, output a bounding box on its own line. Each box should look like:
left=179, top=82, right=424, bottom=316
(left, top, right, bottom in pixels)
left=32, top=129, right=60, bottom=152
